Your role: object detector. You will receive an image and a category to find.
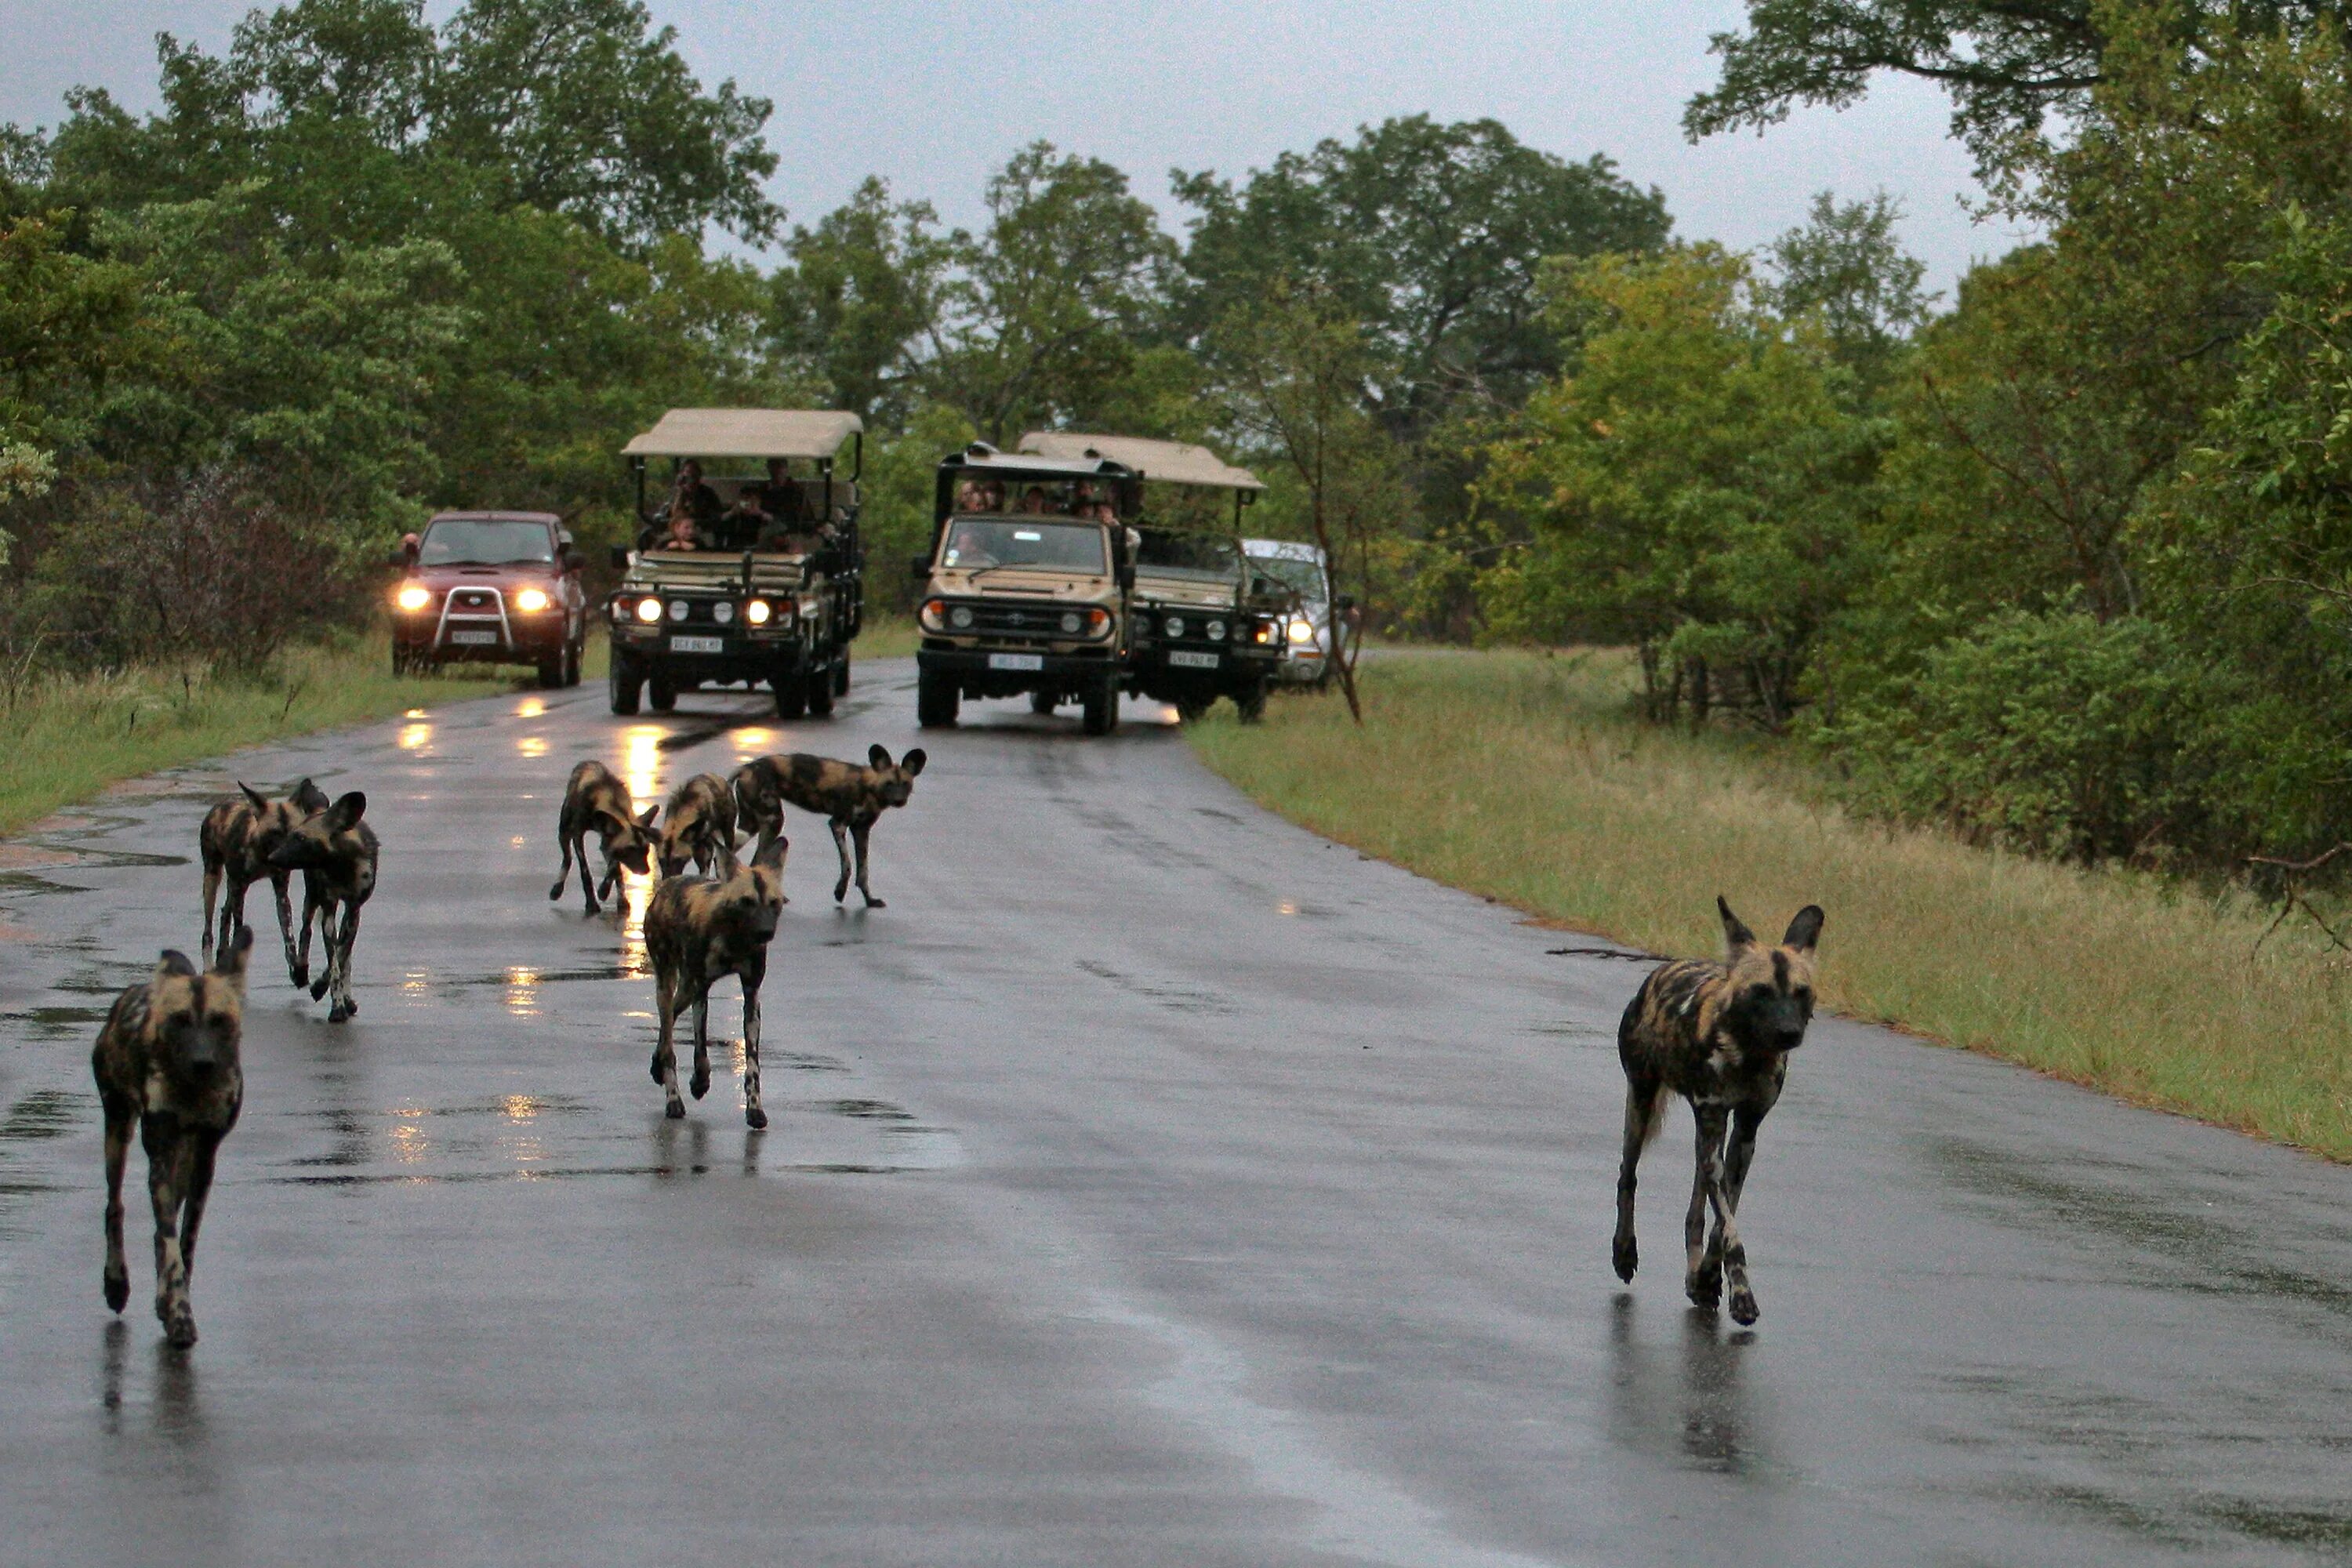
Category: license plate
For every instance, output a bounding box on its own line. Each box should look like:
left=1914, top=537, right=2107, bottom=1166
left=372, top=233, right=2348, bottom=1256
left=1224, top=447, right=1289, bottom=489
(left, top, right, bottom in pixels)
left=670, top=635, right=724, bottom=655
left=988, top=652, right=1044, bottom=672
left=1168, top=650, right=1221, bottom=670
left=448, top=629, right=499, bottom=647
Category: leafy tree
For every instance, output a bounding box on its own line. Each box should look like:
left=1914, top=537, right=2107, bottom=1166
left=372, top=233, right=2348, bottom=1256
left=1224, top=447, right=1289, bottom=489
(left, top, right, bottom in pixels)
left=925, top=142, right=1178, bottom=444
left=770, top=178, right=954, bottom=427
left=1760, top=189, right=1933, bottom=390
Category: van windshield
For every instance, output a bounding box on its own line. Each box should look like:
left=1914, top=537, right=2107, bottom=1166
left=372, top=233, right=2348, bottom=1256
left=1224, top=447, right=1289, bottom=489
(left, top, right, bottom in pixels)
left=1247, top=554, right=1327, bottom=598
left=942, top=517, right=1107, bottom=573
left=1136, top=528, right=1238, bottom=579
left=419, top=519, right=554, bottom=567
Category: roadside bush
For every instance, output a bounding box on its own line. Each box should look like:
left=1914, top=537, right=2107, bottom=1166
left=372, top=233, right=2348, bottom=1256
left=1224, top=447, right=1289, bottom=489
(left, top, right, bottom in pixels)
left=1821, top=609, right=2221, bottom=864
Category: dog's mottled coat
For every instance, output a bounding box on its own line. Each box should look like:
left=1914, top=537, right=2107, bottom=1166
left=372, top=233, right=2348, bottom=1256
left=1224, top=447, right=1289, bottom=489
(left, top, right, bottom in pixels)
left=1612, top=896, right=1824, bottom=1326
left=656, top=772, right=737, bottom=880
left=644, top=835, right=789, bottom=1127
left=265, top=791, right=379, bottom=1023
left=198, top=778, right=328, bottom=985
left=92, top=928, right=253, bottom=1347
left=731, top=746, right=925, bottom=907
left=549, top=760, right=658, bottom=915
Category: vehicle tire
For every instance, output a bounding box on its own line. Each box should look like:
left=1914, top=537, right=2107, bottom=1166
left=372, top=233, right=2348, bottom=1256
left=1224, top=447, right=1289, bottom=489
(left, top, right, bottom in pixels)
left=806, top=665, right=836, bottom=717
left=1081, top=677, right=1118, bottom=736
left=916, top=668, right=959, bottom=728
left=535, top=650, right=564, bottom=689
left=773, top=667, right=807, bottom=719
left=833, top=657, right=849, bottom=698
left=1029, top=690, right=1058, bottom=716
left=1174, top=695, right=1210, bottom=724
left=648, top=673, right=677, bottom=713
left=608, top=651, right=643, bottom=716
left=1236, top=681, right=1269, bottom=725
left=563, top=637, right=583, bottom=687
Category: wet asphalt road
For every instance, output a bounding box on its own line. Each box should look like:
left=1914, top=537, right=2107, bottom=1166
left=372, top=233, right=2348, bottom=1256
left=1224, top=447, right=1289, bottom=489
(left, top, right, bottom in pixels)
left=3, top=659, right=2351, bottom=1566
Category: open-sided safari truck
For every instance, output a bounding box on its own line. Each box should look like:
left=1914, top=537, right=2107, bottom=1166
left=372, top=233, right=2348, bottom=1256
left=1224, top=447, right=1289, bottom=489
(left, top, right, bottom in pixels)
left=913, top=442, right=1138, bottom=735
left=605, top=409, right=866, bottom=717
left=1018, top=433, right=1284, bottom=723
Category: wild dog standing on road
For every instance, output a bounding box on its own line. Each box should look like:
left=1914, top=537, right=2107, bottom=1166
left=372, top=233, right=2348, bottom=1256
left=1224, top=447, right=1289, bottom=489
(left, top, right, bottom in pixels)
left=93, top=927, right=252, bottom=1348
left=1612, top=896, right=1824, bottom=1327
left=549, top=760, right=659, bottom=916
left=644, top=835, right=788, bottom=1127
left=199, top=778, right=330, bottom=985
left=266, top=791, right=379, bottom=1024
left=656, top=772, right=738, bottom=879
left=731, top=746, right=926, bottom=907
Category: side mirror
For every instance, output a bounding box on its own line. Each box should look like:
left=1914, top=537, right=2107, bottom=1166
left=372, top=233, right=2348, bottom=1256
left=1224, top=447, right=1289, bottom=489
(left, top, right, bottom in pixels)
left=608, top=544, right=631, bottom=571
left=562, top=547, right=585, bottom=572
left=909, top=554, right=931, bottom=581
left=385, top=548, right=412, bottom=568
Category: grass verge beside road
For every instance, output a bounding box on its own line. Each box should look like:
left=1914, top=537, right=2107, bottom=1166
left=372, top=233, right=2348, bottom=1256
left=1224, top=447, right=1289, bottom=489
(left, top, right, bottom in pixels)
left=0, top=632, right=505, bottom=838
left=1190, top=650, right=2352, bottom=1163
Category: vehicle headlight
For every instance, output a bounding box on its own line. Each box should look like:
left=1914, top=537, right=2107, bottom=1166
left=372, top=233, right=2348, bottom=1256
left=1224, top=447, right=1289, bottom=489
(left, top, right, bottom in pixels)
left=1086, top=608, right=1110, bottom=636
left=713, top=601, right=735, bottom=624
left=1205, top=619, right=1227, bottom=642
left=1164, top=615, right=1185, bottom=638
left=394, top=584, right=431, bottom=612
left=668, top=599, right=689, bottom=622
left=949, top=606, right=975, bottom=630
left=1060, top=611, right=1082, bottom=634
left=513, top=587, right=550, bottom=613
left=918, top=598, right=948, bottom=633
left=1288, top=618, right=1316, bottom=644
left=745, top=599, right=772, bottom=626
left=635, top=597, right=662, bottom=623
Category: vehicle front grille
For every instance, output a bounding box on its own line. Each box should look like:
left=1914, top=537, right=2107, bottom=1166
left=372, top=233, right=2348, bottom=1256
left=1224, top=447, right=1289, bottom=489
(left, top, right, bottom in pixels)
left=447, top=589, right=502, bottom=614
left=946, top=601, right=1095, bottom=639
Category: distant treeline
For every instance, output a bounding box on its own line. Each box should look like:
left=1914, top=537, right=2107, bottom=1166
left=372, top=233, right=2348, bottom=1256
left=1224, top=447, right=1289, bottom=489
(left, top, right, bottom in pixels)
left=13, top=0, right=2352, bottom=876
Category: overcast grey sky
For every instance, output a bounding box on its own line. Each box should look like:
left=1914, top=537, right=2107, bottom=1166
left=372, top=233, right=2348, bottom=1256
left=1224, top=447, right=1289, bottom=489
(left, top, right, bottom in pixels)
left=0, top=0, right=2030, bottom=292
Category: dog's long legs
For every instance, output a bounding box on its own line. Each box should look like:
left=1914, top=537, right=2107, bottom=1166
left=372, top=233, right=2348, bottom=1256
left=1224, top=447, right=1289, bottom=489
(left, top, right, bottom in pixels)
left=1684, top=1104, right=1728, bottom=1308
left=1613, top=1074, right=1661, bottom=1283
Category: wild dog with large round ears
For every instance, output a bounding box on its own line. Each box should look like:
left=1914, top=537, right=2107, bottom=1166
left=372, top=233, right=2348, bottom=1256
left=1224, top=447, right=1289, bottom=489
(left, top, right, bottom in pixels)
left=265, top=790, right=379, bottom=1023
left=199, top=777, right=329, bottom=985
left=1612, top=896, right=1824, bottom=1326
left=644, top=834, right=788, bottom=1127
left=93, top=927, right=252, bottom=1348
left=548, top=760, right=659, bottom=916
left=655, top=771, right=737, bottom=880
left=730, top=746, right=925, bottom=908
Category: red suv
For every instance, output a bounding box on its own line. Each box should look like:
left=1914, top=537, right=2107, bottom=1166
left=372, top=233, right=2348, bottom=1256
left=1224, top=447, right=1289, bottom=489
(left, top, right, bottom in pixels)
left=389, top=511, right=588, bottom=688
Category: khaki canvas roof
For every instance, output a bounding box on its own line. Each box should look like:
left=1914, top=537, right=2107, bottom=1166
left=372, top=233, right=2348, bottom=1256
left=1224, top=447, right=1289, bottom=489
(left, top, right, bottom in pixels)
left=1017, top=432, right=1265, bottom=492
left=623, top=409, right=862, bottom=460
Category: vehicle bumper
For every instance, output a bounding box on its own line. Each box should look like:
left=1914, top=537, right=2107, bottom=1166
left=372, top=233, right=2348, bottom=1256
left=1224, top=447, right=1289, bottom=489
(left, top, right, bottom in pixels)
left=919, top=641, right=1117, bottom=695
left=609, top=621, right=812, bottom=679
left=395, top=617, right=567, bottom=662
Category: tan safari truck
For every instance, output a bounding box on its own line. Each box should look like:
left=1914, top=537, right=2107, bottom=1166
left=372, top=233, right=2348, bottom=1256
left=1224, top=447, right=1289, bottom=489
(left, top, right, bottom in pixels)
left=913, top=441, right=1138, bottom=735
left=606, top=409, right=866, bottom=718
left=1018, top=433, right=1284, bottom=723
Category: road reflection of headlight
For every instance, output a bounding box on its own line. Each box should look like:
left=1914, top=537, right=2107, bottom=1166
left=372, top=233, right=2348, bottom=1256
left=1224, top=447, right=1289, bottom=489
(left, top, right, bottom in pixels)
left=395, top=584, right=430, bottom=612
left=514, top=587, right=550, bottom=613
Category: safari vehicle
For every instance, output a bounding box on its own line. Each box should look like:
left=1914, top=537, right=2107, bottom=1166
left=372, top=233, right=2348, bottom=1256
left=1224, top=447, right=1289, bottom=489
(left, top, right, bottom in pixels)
left=913, top=442, right=1136, bottom=735
left=1018, top=433, right=1284, bottom=723
left=388, top=511, right=589, bottom=688
left=605, top=409, right=866, bottom=718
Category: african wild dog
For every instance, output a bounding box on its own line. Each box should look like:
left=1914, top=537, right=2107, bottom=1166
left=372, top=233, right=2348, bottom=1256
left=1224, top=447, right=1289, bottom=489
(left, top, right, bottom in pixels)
left=644, top=834, right=789, bottom=1127
left=265, top=791, right=379, bottom=1023
left=731, top=746, right=926, bottom=908
left=656, top=772, right=738, bottom=880
left=93, top=927, right=253, bottom=1348
left=1613, top=896, right=1824, bottom=1327
left=549, top=760, right=659, bottom=916
left=199, top=778, right=331, bottom=985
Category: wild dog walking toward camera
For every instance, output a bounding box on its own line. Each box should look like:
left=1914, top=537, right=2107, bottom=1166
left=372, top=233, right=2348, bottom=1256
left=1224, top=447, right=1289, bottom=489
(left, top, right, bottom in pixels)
left=656, top=772, right=738, bottom=879
left=1612, top=897, right=1824, bottom=1327
left=266, top=791, right=378, bottom=1023
left=731, top=746, right=925, bottom=907
left=549, top=760, right=659, bottom=916
left=93, top=928, right=252, bottom=1348
left=644, top=835, right=788, bottom=1127
left=199, top=778, right=330, bottom=985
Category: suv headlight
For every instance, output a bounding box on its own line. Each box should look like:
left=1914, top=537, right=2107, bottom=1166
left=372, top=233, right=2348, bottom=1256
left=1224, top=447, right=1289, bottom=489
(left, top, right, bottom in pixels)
left=634, top=597, right=662, bottom=623
left=395, top=584, right=430, bottom=612
left=1288, top=618, right=1315, bottom=644
left=1205, top=619, right=1227, bottom=642
left=712, top=601, right=735, bottom=624
left=514, top=587, right=550, bottom=613
left=745, top=599, right=772, bottom=626
left=918, top=597, right=948, bottom=633
left=949, top=605, right=975, bottom=630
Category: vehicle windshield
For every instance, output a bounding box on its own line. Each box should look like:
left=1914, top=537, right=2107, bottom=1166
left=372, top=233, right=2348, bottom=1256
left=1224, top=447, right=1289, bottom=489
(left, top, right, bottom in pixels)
left=1247, top=554, right=1327, bottom=599
left=418, top=519, right=554, bottom=567
left=1135, top=528, right=1239, bottom=579
left=941, top=517, right=1108, bottom=574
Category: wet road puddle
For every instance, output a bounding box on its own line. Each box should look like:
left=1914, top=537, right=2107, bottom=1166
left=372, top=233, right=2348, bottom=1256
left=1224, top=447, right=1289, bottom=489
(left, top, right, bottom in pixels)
left=1077, top=958, right=1237, bottom=1018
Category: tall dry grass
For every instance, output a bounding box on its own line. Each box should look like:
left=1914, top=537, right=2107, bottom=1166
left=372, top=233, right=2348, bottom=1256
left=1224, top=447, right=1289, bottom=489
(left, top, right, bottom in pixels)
left=1189, top=649, right=2352, bottom=1161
